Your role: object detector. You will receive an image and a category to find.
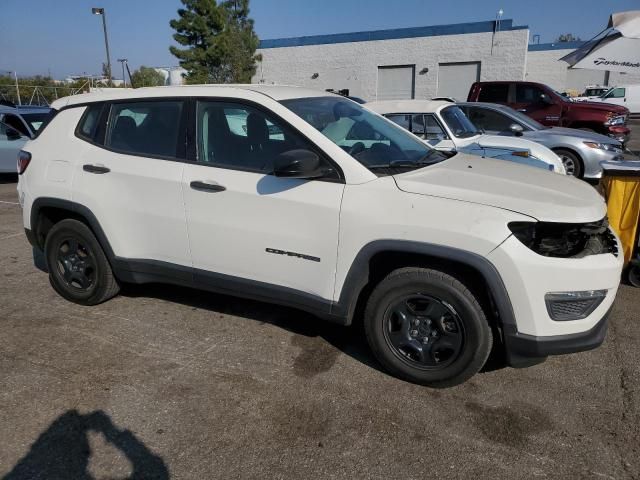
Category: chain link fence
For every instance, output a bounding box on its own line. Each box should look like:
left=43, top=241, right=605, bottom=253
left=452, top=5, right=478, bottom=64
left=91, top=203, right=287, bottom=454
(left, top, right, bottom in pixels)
left=0, top=81, right=91, bottom=106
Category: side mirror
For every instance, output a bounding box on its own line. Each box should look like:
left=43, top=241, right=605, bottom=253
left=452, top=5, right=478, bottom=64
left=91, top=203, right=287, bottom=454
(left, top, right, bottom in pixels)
left=540, top=93, right=554, bottom=105
left=6, top=127, right=22, bottom=141
left=273, top=149, right=326, bottom=179
left=509, top=123, right=524, bottom=136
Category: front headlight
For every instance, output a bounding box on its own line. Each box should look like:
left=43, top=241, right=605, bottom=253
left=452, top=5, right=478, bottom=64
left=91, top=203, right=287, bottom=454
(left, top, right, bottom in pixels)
left=604, top=115, right=626, bottom=126
left=583, top=141, right=622, bottom=153
left=508, top=220, right=616, bottom=258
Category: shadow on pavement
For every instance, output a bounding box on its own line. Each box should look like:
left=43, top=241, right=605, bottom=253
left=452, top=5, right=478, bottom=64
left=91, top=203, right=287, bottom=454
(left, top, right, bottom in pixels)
left=3, top=410, right=169, bottom=480
left=0, top=173, right=18, bottom=184
left=120, top=283, right=507, bottom=379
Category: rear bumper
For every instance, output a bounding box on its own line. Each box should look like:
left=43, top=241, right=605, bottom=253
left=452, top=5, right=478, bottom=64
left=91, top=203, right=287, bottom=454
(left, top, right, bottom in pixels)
left=503, top=306, right=612, bottom=367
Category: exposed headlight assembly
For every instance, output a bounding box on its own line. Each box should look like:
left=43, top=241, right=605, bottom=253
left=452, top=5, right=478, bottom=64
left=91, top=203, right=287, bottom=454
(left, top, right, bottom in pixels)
left=508, top=220, right=618, bottom=258
left=583, top=141, right=622, bottom=153
left=604, top=114, right=626, bottom=126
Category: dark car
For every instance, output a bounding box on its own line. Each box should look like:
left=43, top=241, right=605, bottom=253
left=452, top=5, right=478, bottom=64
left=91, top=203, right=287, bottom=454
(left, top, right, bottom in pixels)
left=467, top=81, right=630, bottom=144
left=0, top=105, right=52, bottom=139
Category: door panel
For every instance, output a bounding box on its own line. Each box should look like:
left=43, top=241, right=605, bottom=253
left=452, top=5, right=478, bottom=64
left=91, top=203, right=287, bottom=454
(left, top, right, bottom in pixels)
left=182, top=166, right=343, bottom=299
left=183, top=99, right=344, bottom=300
left=73, top=146, right=190, bottom=265
left=513, top=84, right=562, bottom=126
left=72, top=101, right=190, bottom=266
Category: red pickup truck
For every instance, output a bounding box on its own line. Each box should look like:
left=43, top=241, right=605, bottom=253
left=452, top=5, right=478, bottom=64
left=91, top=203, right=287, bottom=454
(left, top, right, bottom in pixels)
left=467, top=81, right=630, bottom=144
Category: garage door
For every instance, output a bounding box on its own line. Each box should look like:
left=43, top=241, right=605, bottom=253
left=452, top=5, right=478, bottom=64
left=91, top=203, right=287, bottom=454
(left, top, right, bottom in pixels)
left=377, top=65, right=415, bottom=100
left=437, top=62, right=481, bottom=101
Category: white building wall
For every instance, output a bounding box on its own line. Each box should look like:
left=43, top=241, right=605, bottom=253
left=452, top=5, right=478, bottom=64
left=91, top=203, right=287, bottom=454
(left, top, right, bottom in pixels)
left=254, top=29, right=529, bottom=101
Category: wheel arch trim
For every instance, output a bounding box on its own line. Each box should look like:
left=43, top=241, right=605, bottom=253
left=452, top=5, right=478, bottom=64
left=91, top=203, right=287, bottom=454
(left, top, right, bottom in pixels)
left=30, top=197, right=116, bottom=260
left=333, top=240, right=517, bottom=331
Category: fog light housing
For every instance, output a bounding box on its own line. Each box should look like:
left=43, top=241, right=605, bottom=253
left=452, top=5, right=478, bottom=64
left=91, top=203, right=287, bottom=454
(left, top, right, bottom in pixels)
left=545, top=290, right=607, bottom=321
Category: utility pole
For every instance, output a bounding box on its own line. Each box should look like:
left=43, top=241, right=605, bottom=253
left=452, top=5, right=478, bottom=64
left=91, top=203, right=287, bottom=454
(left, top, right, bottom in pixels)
left=14, top=71, right=21, bottom=105
left=117, top=59, right=128, bottom=87
left=92, top=8, right=112, bottom=85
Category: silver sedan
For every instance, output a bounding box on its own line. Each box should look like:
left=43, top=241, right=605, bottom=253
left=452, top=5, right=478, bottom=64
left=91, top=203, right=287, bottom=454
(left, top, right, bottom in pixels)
left=457, top=102, right=636, bottom=179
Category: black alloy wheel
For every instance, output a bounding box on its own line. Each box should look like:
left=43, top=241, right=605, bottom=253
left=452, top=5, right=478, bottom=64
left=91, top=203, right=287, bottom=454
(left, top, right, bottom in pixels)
left=54, top=236, right=97, bottom=291
left=383, top=294, right=464, bottom=369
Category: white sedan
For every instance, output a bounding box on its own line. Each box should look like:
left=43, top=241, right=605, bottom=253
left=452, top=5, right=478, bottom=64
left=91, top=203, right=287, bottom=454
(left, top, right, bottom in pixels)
left=367, top=100, right=565, bottom=174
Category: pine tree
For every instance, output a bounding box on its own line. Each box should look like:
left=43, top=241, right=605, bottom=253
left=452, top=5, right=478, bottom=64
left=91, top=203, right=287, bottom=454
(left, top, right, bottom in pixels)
left=169, top=0, right=261, bottom=84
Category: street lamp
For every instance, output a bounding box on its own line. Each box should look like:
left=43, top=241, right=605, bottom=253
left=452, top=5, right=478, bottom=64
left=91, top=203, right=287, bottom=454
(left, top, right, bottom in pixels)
left=92, top=7, right=112, bottom=85
left=117, top=58, right=128, bottom=87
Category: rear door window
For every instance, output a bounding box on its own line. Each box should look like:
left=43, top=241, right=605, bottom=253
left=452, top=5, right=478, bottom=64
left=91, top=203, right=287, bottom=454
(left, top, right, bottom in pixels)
left=105, top=101, right=184, bottom=158
left=478, top=84, right=509, bottom=102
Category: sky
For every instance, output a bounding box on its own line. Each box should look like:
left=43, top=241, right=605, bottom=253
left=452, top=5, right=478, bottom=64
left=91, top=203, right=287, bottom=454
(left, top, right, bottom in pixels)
left=1, top=0, right=639, bottom=79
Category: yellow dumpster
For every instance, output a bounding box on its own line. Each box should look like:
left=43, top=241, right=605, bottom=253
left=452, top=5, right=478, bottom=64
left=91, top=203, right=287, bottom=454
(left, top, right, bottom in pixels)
left=601, top=161, right=640, bottom=287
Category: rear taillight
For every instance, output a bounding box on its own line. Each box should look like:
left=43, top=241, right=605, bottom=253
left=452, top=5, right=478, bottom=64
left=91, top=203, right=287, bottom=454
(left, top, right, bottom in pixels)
left=17, top=150, right=31, bottom=175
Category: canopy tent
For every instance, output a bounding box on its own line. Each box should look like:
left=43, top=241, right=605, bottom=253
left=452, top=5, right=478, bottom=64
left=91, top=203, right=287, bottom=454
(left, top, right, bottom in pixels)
left=560, top=10, right=640, bottom=73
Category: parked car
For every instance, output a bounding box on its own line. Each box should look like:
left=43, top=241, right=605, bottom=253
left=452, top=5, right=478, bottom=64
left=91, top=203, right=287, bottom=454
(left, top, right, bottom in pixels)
left=467, top=81, right=631, bottom=144
left=18, top=86, right=622, bottom=387
left=366, top=100, right=565, bottom=173
left=0, top=121, right=28, bottom=173
left=457, top=102, right=633, bottom=178
left=0, top=105, right=52, bottom=138
left=574, top=85, right=610, bottom=102
left=596, top=85, right=640, bottom=116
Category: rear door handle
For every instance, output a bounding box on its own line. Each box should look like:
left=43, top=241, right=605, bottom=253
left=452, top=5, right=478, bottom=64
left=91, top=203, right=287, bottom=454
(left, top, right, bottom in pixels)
left=83, top=164, right=110, bottom=174
left=190, top=180, right=226, bottom=193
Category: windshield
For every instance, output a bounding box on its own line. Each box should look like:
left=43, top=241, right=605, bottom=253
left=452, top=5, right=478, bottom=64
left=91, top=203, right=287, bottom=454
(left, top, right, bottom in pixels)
left=440, top=106, right=478, bottom=138
left=281, top=97, right=447, bottom=171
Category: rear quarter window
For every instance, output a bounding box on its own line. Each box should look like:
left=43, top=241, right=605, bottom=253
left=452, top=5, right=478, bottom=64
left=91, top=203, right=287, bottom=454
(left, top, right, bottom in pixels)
left=76, top=103, right=104, bottom=141
left=478, top=84, right=509, bottom=103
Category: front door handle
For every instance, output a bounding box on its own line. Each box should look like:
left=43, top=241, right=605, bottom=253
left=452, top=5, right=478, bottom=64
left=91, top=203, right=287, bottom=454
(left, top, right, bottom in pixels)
left=190, top=180, right=226, bottom=193
left=83, top=164, right=110, bottom=174
left=517, top=109, right=527, bottom=112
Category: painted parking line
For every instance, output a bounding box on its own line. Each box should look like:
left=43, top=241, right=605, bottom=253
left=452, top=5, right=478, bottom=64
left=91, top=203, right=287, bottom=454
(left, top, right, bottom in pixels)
left=0, top=200, right=20, bottom=205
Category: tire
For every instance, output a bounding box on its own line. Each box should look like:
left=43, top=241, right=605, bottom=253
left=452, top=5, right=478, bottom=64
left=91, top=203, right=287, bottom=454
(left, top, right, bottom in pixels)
left=44, top=219, right=120, bottom=305
left=364, top=267, right=492, bottom=388
left=554, top=149, right=583, bottom=178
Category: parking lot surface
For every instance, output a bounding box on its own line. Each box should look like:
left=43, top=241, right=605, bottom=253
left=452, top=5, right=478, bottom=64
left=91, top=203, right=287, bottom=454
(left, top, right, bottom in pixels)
left=1, top=164, right=639, bottom=479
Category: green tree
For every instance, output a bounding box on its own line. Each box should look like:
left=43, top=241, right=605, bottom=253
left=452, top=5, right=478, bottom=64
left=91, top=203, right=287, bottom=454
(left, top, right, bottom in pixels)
left=169, top=0, right=261, bottom=84
left=130, top=66, right=166, bottom=88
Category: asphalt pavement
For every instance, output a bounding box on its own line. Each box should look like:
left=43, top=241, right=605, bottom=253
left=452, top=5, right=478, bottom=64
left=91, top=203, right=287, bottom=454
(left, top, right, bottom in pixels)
left=0, top=149, right=639, bottom=479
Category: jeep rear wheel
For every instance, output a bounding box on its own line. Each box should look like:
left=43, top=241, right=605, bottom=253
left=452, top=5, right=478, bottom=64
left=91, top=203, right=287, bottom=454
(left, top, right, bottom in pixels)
left=364, top=267, right=492, bottom=388
left=44, top=219, right=120, bottom=305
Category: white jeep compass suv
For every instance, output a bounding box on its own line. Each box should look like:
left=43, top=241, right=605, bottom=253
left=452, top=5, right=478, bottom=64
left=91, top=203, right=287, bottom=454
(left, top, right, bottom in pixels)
left=17, top=85, right=623, bottom=387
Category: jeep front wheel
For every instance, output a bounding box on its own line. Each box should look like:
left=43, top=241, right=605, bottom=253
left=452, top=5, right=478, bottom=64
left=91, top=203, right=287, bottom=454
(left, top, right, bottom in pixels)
left=364, top=267, right=492, bottom=388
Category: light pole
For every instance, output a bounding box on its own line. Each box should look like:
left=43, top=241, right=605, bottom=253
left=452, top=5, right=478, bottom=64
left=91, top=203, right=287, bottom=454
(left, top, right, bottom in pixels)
left=92, top=7, right=112, bottom=85
left=117, top=58, right=128, bottom=87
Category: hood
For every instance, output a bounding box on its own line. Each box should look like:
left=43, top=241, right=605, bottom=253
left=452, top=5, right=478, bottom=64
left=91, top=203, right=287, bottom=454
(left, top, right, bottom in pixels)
left=394, top=153, right=606, bottom=223
left=545, top=126, right=622, bottom=144
left=478, top=134, right=563, bottom=171
left=571, top=100, right=629, bottom=114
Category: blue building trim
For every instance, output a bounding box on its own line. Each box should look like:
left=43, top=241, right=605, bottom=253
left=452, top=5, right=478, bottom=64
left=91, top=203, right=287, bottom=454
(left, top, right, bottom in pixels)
left=259, top=19, right=528, bottom=49
left=527, top=41, right=585, bottom=52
